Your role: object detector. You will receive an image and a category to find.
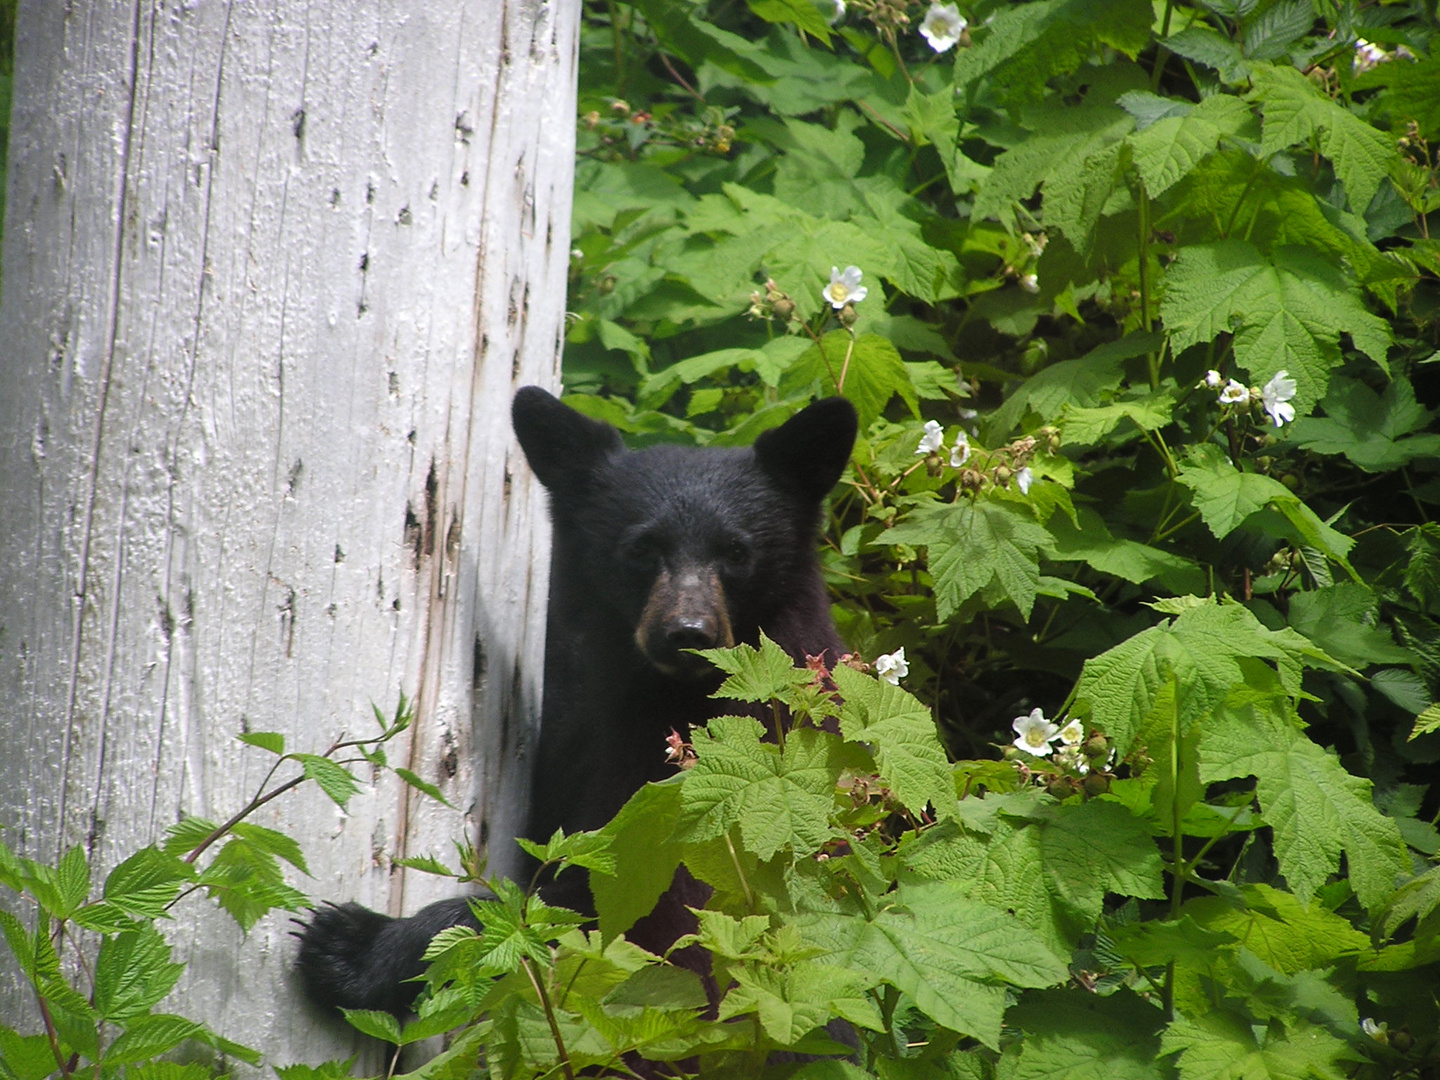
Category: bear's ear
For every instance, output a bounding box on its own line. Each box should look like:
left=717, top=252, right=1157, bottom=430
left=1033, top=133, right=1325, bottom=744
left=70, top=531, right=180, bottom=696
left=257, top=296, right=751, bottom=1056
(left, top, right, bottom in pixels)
left=753, top=397, right=857, bottom=504
left=512, top=386, right=624, bottom=491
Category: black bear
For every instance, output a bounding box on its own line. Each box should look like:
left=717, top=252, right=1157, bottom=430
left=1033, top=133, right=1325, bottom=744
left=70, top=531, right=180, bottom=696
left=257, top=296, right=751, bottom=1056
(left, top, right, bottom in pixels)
left=296, top=386, right=857, bottom=1014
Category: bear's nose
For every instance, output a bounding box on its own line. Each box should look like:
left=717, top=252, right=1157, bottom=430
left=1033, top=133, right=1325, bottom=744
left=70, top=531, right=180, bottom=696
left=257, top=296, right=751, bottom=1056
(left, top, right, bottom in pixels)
left=667, top=615, right=718, bottom=651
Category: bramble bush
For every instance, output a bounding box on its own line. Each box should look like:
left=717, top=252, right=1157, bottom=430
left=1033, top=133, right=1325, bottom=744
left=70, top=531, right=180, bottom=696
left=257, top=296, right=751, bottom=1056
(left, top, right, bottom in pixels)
left=4, top=0, right=1440, bottom=1077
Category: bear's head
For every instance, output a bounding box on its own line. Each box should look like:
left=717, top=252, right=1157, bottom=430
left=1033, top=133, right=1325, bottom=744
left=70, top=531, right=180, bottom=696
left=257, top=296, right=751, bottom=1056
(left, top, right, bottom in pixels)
left=512, top=387, right=856, bottom=678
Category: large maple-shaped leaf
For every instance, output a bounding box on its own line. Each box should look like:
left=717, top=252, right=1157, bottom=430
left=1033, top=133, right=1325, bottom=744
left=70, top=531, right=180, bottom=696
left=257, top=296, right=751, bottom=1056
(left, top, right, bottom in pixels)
left=954, top=0, right=1153, bottom=105
left=832, top=664, right=956, bottom=820
left=1287, top=375, right=1440, bottom=472
left=1201, top=691, right=1411, bottom=912
left=1161, top=240, right=1391, bottom=412
left=1248, top=62, right=1399, bottom=212
left=1127, top=93, right=1252, bottom=197
left=799, top=880, right=1068, bottom=1048
left=1071, top=600, right=1340, bottom=755
left=882, top=499, right=1054, bottom=620
left=677, top=718, right=842, bottom=860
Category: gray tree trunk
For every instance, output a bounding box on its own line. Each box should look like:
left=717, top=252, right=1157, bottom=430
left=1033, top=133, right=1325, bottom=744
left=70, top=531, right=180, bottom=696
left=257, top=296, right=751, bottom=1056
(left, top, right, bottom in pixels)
left=0, top=0, right=578, bottom=1066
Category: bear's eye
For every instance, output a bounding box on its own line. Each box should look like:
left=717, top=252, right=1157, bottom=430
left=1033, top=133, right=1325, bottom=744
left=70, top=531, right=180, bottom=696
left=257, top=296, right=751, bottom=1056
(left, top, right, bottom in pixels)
left=625, top=533, right=662, bottom=569
left=721, top=538, right=750, bottom=566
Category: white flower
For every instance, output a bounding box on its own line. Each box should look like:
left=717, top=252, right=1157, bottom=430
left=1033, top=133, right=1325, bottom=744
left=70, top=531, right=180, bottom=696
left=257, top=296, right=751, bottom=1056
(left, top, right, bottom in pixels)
left=1015, top=466, right=1034, bottom=495
left=950, top=431, right=971, bottom=467
left=1261, top=369, right=1297, bottom=427
left=1019, top=273, right=1039, bottom=294
left=1361, top=1018, right=1388, bottom=1041
left=1058, top=719, right=1084, bottom=745
left=916, top=419, right=945, bottom=456
left=1012, top=708, right=1059, bottom=757
left=874, top=647, right=908, bottom=685
left=919, top=3, right=967, bottom=52
left=1218, top=379, right=1250, bottom=405
left=1353, top=38, right=1388, bottom=74
left=823, top=265, right=868, bottom=309
left=1203, top=369, right=1223, bottom=388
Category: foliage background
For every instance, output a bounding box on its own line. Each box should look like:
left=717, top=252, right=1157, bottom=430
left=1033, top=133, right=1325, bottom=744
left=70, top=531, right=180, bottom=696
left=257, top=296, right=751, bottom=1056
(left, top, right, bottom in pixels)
left=3, top=1, right=1440, bottom=1078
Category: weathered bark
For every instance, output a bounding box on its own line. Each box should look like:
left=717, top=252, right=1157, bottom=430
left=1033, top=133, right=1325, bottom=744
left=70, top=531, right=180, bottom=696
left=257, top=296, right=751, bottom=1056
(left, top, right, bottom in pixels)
left=0, top=0, right=578, bottom=1064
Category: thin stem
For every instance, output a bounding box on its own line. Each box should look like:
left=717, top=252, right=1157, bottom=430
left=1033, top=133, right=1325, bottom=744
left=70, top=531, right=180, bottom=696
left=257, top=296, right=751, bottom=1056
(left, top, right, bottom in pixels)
left=836, top=332, right=858, bottom=395
left=724, top=830, right=756, bottom=913
left=522, top=956, right=576, bottom=1080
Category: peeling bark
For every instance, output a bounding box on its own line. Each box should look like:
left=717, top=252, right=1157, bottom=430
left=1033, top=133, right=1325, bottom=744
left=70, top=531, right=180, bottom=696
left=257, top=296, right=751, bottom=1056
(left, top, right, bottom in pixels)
left=0, top=0, right=578, bottom=1064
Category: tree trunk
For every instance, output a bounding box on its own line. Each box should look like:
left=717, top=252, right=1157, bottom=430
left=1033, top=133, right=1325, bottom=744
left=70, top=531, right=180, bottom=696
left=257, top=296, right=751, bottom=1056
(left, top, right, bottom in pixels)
left=0, top=0, right=578, bottom=1064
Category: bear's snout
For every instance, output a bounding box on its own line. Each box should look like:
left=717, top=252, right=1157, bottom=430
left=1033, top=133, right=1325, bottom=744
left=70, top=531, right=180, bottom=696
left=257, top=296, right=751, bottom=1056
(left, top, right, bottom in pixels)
left=634, top=564, right=735, bottom=676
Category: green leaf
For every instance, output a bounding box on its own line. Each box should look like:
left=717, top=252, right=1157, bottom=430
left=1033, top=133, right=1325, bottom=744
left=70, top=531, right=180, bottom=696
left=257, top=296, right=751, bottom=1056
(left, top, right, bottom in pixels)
left=1285, top=585, right=1413, bottom=668
left=832, top=664, right=956, bottom=820
left=1047, top=508, right=1207, bottom=595
left=803, top=880, right=1068, bottom=1049
left=1107, top=916, right=1236, bottom=968
left=678, top=719, right=842, bottom=860
left=237, top=731, right=286, bottom=755
left=998, top=988, right=1167, bottom=1080
left=1175, top=445, right=1345, bottom=562
left=1201, top=689, right=1411, bottom=911
left=954, top=0, right=1154, bottom=105
left=162, top=816, right=218, bottom=857
left=1287, top=376, right=1440, bottom=472
left=1412, top=703, right=1440, bottom=742
left=1162, top=1010, right=1349, bottom=1080
left=341, top=1008, right=403, bottom=1044
left=593, top=781, right=686, bottom=941
left=229, top=822, right=309, bottom=875
left=1072, top=599, right=1341, bottom=756
left=747, top=0, right=832, bottom=43
left=1040, top=799, right=1167, bottom=914
left=697, top=633, right=813, bottom=704
left=395, top=767, right=457, bottom=810
left=986, top=332, right=1148, bottom=435
left=1060, top=392, right=1175, bottom=445
left=93, top=925, right=185, bottom=1022
left=102, top=1015, right=203, bottom=1068
left=293, top=753, right=362, bottom=808
left=783, top=331, right=919, bottom=431
left=1249, top=62, right=1399, bottom=212
left=0, top=1029, right=58, bottom=1080
left=1161, top=240, right=1391, bottom=413
left=1128, top=94, right=1252, bottom=197
left=882, top=499, right=1054, bottom=621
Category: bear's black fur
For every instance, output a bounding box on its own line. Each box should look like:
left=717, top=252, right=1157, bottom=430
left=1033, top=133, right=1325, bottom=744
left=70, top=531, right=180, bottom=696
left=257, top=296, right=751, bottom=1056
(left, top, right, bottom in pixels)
left=295, top=387, right=857, bottom=1015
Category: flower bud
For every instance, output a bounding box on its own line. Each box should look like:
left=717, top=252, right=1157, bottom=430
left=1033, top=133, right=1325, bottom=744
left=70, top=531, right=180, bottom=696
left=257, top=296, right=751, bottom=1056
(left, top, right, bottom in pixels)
left=771, top=297, right=796, bottom=322
left=1082, top=772, right=1111, bottom=797
left=994, top=464, right=1013, bottom=485
left=839, top=302, right=859, bottom=328
left=1082, top=734, right=1109, bottom=760
left=959, top=468, right=985, bottom=492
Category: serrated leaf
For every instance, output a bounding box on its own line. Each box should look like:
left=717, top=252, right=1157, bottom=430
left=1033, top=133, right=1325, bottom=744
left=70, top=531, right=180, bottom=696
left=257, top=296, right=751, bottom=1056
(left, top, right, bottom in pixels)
left=1162, top=1010, right=1349, bottom=1080
left=229, top=822, right=309, bottom=875
left=341, top=1008, right=402, bottom=1044
left=1060, top=393, right=1175, bottom=445
left=998, top=988, right=1167, bottom=1080
left=783, top=331, right=918, bottom=431
left=954, top=0, right=1153, bottom=105
left=1411, top=702, right=1440, bottom=741
left=678, top=718, right=842, bottom=860
left=1129, top=94, right=1252, bottom=197
left=0, top=1029, right=58, bottom=1080
left=1161, top=240, right=1391, bottom=412
left=94, top=925, right=184, bottom=1022
left=882, top=499, right=1054, bottom=620
left=1249, top=62, right=1399, bottom=212
left=395, top=767, right=456, bottom=810
left=802, top=881, right=1068, bottom=1049
left=697, top=633, right=812, bottom=704
left=1201, top=692, right=1410, bottom=911
left=293, top=753, right=361, bottom=808
left=832, top=664, right=956, bottom=820
left=1072, top=600, right=1341, bottom=756
left=102, top=1015, right=203, bottom=1068
left=1040, top=800, right=1167, bottom=914
left=1288, top=376, right=1440, bottom=472
left=162, top=816, right=218, bottom=857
